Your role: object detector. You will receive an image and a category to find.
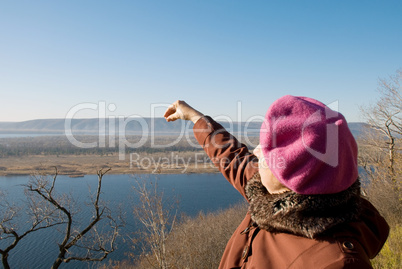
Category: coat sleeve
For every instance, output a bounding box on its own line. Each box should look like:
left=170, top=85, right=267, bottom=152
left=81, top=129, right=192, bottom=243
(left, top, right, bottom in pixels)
left=193, top=116, right=259, bottom=199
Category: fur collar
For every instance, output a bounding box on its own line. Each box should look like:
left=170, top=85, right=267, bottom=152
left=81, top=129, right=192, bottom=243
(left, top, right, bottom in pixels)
left=245, top=173, right=361, bottom=239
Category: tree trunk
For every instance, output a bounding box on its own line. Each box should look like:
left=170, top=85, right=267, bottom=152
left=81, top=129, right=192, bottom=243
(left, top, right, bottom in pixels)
left=52, top=258, right=63, bottom=269
left=51, top=250, right=66, bottom=269
left=2, top=252, right=10, bottom=269
left=388, top=136, right=396, bottom=182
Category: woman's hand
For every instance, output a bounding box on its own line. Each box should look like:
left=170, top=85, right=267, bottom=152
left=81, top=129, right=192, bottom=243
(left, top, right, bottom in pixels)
left=164, top=100, right=204, bottom=123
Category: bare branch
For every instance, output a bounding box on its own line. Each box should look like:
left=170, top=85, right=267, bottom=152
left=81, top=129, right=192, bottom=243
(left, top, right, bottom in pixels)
left=0, top=167, right=123, bottom=269
left=132, top=176, right=178, bottom=269
left=360, top=69, right=402, bottom=183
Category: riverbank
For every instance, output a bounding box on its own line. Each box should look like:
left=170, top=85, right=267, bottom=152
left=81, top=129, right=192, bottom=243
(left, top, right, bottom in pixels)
left=0, top=151, right=218, bottom=176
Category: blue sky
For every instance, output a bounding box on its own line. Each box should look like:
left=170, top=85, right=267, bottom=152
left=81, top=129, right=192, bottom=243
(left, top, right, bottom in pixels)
left=1, top=0, right=401, bottom=122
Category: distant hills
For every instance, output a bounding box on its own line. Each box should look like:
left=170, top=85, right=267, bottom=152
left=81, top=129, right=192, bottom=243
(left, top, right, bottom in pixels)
left=0, top=118, right=368, bottom=137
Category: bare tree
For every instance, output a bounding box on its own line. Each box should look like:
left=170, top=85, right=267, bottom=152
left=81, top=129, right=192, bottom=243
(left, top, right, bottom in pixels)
left=0, top=172, right=66, bottom=269
left=0, top=167, right=124, bottom=268
left=359, top=69, right=402, bottom=224
left=360, top=69, right=402, bottom=182
left=131, top=177, right=178, bottom=269
left=26, top=167, right=124, bottom=268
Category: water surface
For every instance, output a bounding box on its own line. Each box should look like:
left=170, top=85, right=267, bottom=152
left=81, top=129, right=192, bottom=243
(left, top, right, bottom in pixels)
left=0, top=173, right=244, bottom=268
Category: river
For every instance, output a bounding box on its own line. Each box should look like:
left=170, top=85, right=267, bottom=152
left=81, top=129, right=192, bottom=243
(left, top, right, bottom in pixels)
left=0, top=173, right=245, bottom=268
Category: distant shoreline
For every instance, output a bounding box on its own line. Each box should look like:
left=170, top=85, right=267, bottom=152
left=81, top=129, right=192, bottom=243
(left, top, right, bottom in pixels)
left=0, top=152, right=219, bottom=177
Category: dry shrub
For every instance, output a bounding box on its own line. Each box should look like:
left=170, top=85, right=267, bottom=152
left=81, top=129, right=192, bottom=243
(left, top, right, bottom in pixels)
left=371, top=225, right=402, bottom=269
left=99, top=259, right=134, bottom=269
left=360, top=149, right=402, bottom=268
left=163, top=202, right=248, bottom=269
left=363, top=176, right=402, bottom=226
left=109, top=202, right=247, bottom=269
left=363, top=171, right=402, bottom=268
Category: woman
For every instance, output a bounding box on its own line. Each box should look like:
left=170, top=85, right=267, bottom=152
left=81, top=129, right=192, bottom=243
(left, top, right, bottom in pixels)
left=164, top=96, right=389, bottom=268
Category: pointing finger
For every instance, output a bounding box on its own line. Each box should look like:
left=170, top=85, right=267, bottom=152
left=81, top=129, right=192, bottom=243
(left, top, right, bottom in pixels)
left=166, top=112, right=179, bottom=122
left=163, top=105, right=176, bottom=118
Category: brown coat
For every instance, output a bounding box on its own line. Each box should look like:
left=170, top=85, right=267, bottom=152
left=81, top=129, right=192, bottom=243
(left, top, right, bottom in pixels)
left=193, top=116, right=389, bottom=269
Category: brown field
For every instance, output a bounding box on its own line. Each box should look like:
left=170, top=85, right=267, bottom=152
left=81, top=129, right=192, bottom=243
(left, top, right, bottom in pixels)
left=0, top=151, right=218, bottom=176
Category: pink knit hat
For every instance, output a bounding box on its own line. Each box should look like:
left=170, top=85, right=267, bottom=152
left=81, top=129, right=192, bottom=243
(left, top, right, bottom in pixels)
left=260, top=95, right=358, bottom=194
